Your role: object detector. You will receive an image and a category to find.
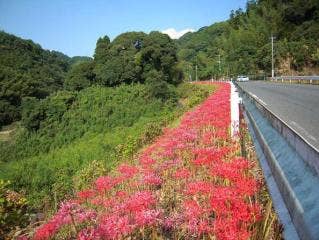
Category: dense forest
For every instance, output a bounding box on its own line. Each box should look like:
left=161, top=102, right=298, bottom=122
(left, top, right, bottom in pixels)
left=177, top=0, right=319, bottom=80
left=0, top=30, right=182, bottom=128
left=0, top=31, right=69, bottom=127
left=0, top=31, right=95, bottom=128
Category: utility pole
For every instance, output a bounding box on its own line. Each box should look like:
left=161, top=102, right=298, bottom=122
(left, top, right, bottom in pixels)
left=271, top=35, right=275, bottom=79
left=218, top=54, right=221, bottom=79
left=195, top=64, right=198, bottom=82
left=188, top=64, right=192, bottom=82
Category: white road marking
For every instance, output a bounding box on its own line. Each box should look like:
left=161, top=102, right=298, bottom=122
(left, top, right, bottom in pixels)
left=290, top=121, right=318, bottom=143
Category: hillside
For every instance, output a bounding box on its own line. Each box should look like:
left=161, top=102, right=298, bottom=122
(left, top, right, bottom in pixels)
left=177, top=0, right=319, bottom=79
left=0, top=32, right=95, bottom=128
left=0, top=29, right=195, bottom=237
left=0, top=82, right=214, bottom=237
left=0, top=32, right=71, bottom=127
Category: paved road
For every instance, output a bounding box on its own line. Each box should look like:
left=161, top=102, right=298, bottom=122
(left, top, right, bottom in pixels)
left=237, top=81, right=319, bottom=151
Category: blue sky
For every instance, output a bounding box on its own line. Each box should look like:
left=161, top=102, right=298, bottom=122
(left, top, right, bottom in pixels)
left=0, top=0, right=247, bottom=57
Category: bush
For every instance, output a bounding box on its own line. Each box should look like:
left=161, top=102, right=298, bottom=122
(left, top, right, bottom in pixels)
left=21, top=91, right=76, bottom=132
left=0, top=180, right=29, bottom=238
left=0, top=83, right=212, bottom=208
left=145, top=70, right=177, bottom=101
left=21, top=97, right=46, bottom=131
left=64, top=61, right=95, bottom=91
left=0, top=100, right=19, bottom=129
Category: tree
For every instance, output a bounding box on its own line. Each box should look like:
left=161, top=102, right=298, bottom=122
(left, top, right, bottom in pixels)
left=94, top=36, right=111, bottom=64
left=145, top=70, right=174, bottom=101
left=64, top=61, right=95, bottom=91
left=93, top=31, right=182, bottom=87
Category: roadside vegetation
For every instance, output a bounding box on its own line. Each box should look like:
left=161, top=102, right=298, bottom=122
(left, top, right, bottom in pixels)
left=0, top=82, right=214, bottom=238
left=27, top=83, right=282, bottom=240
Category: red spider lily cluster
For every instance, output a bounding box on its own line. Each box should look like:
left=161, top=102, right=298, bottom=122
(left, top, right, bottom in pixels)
left=33, top=83, right=262, bottom=240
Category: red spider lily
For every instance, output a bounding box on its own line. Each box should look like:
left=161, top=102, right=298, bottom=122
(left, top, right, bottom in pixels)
left=183, top=199, right=203, bottom=219
left=122, top=190, right=156, bottom=213
left=134, top=209, right=162, bottom=227
left=186, top=181, right=213, bottom=195
left=141, top=172, right=162, bottom=186
left=34, top=220, right=59, bottom=240
left=211, top=161, right=242, bottom=182
left=139, top=155, right=156, bottom=166
left=192, top=147, right=225, bottom=166
left=174, top=168, right=191, bottom=179
left=95, top=176, right=117, bottom=193
left=214, top=217, right=251, bottom=240
left=115, top=190, right=127, bottom=199
left=232, top=156, right=252, bottom=170
left=234, top=177, right=259, bottom=196
left=97, top=214, right=133, bottom=239
left=117, top=164, right=139, bottom=178
left=77, top=189, right=95, bottom=202
left=34, top=201, right=90, bottom=240
left=33, top=83, right=263, bottom=240
left=77, top=227, right=100, bottom=240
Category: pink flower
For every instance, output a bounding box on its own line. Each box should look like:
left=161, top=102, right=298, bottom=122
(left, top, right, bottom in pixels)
left=77, top=227, right=100, bottom=240
left=183, top=200, right=203, bottom=219
left=123, top=190, right=156, bottom=213
left=95, top=176, right=116, bottom=193
left=118, top=164, right=139, bottom=178
left=17, top=236, right=28, bottom=240
left=115, top=190, right=127, bottom=199
left=77, top=189, right=95, bottom=201
left=141, top=172, right=162, bottom=186
left=186, top=181, right=213, bottom=195
left=174, top=168, right=191, bottom=179
left=139, top=155, right=156, bottom=166
left=34, top=221, right=58, bottom=240
left=135, top=209, right=162, bottom=227
left=98, top=214, right=132, bottom=239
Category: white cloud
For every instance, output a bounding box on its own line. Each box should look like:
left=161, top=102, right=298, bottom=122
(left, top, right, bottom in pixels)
left=161, top=28, right=195, bottom=39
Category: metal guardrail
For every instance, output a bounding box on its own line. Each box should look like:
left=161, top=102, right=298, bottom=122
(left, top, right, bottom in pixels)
left=235, top=81, right=319, bottom=239
left=235, top=80, right=319, bottom=175
left=269, top=76, right=319, bottom=84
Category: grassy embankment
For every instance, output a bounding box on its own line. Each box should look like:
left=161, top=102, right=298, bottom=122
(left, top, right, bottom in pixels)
left=0, top=83, right=214, bottom=209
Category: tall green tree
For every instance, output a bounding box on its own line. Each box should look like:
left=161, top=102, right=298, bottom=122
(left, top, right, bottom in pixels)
left=64, top=61, right=95, bottom=91
left=93, top=31, right=182, bottom=87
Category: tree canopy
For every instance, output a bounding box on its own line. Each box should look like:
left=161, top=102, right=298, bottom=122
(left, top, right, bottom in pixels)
left=93, top=31, right=182, bottom=86
left=0, top=31, right=70, bottom=127
left=0, top=30, right=183, bottom=128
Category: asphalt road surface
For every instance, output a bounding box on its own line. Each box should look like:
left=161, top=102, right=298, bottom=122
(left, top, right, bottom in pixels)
left=237, top=81, right=319, bottom=151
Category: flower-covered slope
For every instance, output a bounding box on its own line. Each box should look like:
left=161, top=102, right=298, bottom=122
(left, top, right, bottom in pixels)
left=33, top=82, right=262, bottom=240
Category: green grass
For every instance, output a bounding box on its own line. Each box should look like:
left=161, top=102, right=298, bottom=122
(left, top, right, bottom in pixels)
left=0, top=83, right=214, bottom=207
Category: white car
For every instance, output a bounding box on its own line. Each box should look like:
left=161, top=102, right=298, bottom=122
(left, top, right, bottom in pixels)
left=237, top=75, right=249, bottom=82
